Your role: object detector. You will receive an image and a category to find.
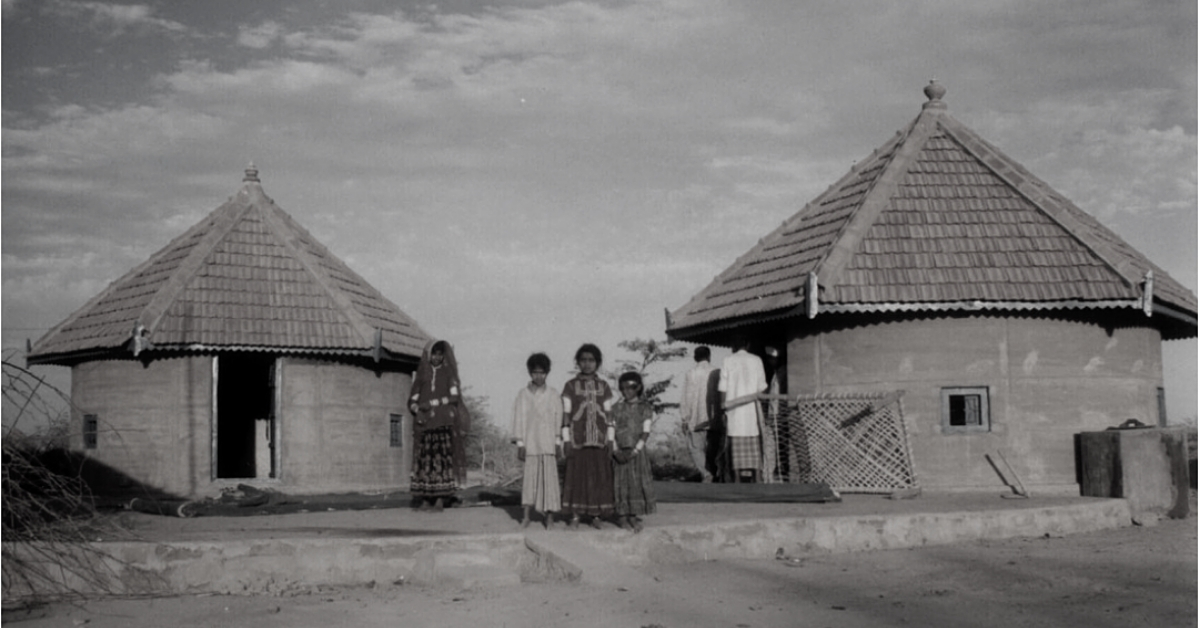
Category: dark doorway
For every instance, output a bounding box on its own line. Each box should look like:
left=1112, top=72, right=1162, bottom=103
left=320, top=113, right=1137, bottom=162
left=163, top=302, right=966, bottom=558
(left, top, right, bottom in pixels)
left=216, top=355, right=277, bottom=479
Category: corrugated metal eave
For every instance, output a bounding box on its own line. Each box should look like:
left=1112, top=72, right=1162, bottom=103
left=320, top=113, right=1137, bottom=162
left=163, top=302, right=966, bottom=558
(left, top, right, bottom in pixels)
left=162, top=342, right=423, bottom=359
left=666, top=298, right=1183, bottom=341
left=817, top=299, right=1140, bottom=315
left=26, top=343, right=423, bottom=367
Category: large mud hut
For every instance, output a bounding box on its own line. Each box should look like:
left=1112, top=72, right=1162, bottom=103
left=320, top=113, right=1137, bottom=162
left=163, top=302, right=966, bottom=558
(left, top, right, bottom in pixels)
left=666, top=82, right=1197, bottom=492
left=26, top=166, right=430, bottom=498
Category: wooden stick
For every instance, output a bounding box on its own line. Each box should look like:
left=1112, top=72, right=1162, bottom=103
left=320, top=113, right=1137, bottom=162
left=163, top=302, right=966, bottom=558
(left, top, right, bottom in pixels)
left=997, top=450, right=1028, bottom=497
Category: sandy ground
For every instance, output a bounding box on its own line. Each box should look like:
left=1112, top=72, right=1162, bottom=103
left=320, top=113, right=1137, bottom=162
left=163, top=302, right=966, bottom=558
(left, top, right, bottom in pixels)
left=4, top=497, right=1196, bottom=628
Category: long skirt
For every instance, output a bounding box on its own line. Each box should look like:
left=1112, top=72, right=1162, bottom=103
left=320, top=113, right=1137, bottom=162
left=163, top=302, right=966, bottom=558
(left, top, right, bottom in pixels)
left=412, top=426, right=457, bottom=498
left=613, top=450, right=656, bottom=516
left=729, top=435, right=761, bottom=472
left=561, top=447, right=614, bottom=517
left=521, top=454, right=562, bottom=512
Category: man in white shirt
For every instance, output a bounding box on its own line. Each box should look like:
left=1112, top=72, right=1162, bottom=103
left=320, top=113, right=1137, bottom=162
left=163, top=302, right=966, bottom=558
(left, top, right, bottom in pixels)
left=678, top=346, right=715, bottom=482
left=719, top=339, right=768, bottom=483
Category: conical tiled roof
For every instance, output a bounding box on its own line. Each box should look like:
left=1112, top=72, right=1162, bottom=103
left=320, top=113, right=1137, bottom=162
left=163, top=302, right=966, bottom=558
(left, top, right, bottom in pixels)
left=27, top=166, right=431, bottom=365
left=667, top=82, right=1197, bottom=342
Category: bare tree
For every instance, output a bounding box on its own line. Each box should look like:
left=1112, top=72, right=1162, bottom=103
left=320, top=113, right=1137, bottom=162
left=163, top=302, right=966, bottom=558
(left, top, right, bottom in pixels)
left=2, top=358, right=139, bottom=603
left=462, top=394, right=520, bottom=485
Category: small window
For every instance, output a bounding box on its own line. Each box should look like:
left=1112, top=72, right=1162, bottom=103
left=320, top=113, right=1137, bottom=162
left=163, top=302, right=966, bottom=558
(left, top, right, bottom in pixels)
left=83, top=414, right=98, bottom=449
left=389, top=413, right=404, bottom=448
left=941, top=387, right=989, bottom=433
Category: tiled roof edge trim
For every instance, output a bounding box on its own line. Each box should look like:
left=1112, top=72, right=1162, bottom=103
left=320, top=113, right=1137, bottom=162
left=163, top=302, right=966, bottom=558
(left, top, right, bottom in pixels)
left=27, top=343, right=421, bottom=367
left=667, top=305, right=802, bottom=340
left=1152, top=302, right=1198, bottom=328
left=818, top=299, right=1139, bottom=315
left=669, top=298, right=1165, bottom=341
left=175, top=342, right=418, bottom=358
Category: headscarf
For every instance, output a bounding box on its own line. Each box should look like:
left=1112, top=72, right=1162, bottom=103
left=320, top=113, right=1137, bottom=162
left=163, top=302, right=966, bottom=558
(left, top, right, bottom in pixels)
left=411, top=339, right=472, bottom=484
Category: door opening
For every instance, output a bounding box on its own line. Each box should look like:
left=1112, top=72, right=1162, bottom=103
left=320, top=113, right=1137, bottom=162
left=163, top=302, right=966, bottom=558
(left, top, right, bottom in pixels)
left=215, top=355, right=277, bottom=479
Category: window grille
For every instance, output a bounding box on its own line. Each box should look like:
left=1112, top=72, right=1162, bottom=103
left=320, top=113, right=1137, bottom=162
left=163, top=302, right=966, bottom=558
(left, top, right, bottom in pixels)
left=389, top=413, right=404, bottom=448
left=84, top=414, right=98, bottom=449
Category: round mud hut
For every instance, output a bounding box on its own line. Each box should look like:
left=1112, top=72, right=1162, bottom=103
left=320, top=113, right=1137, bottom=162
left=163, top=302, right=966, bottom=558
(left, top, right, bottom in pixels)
left=666, top=82, right=1197, bottom=493
left=26, top=166, right=430, bottom=498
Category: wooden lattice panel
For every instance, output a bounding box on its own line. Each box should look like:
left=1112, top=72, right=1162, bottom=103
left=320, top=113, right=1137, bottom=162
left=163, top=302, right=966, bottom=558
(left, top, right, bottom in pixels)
left=766, top=392, right=916, bottom=493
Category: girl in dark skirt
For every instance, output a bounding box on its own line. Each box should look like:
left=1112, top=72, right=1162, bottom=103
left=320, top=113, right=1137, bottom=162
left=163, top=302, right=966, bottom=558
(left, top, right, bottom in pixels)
left=611, top=371, right=656, bottom=532
left=409, top=340, right=471, bottom=512
left=560, top=343, right=615, bottom=529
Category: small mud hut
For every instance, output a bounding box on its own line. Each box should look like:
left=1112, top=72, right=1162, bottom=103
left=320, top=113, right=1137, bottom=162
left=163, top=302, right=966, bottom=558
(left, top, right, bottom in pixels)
left=666, top=82, right=1197, bottom=492
left=26, top=166, right=430, bottom=498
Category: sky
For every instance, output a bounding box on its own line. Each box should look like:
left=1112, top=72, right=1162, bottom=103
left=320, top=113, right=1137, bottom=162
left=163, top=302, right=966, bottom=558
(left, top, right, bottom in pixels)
left=3, top=0, right=1197, bottom=431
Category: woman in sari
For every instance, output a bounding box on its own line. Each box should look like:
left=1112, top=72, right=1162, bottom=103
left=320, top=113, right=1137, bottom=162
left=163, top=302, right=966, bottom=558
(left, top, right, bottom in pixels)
left=409, top=340, right=471, bottom=511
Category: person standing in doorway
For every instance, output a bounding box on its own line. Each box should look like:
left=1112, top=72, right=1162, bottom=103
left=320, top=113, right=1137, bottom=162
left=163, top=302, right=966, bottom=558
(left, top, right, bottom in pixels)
left=679, top=346, right=716, bottom=482
left=719, top=338, right=767, bottom=483
left=706, top=365, right=731, bottom=482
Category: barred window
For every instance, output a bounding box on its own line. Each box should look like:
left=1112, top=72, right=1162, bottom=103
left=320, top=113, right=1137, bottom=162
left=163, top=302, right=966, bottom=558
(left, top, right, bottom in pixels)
left=389, top=413, right=404, bottom=448
left=941, top=387, right=990, bottom=433
left=84, top=414, right=98, bottom=449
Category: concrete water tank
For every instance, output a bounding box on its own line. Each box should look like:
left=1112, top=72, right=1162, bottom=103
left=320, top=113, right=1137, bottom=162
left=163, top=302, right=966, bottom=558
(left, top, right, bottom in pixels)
left=1078, top=425, right=1190, bottom=519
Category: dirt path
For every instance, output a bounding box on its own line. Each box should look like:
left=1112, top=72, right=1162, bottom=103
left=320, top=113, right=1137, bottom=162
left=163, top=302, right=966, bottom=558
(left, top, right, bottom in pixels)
left=6, top=505, right=1194, bottom=628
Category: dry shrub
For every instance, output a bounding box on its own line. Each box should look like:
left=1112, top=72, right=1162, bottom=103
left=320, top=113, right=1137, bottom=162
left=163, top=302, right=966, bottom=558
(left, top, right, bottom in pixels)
left=2, top=358, right=127, bottom=604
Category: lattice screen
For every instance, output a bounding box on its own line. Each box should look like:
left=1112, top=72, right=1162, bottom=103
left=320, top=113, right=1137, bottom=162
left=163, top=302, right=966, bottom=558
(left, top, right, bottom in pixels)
left=761, top=391, right=916, bottom=493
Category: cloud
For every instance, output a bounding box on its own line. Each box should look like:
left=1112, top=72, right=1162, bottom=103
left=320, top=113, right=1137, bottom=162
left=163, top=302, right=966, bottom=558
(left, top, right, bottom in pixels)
left=970, top=90, right=1197, bottom=222
left=236, top=20, right=283, bottom=49
left=165, top=59, right=358, bottom=98
left=51, top=0, right=187, bottom=36
left=2, top=0, right=1195, bottom=421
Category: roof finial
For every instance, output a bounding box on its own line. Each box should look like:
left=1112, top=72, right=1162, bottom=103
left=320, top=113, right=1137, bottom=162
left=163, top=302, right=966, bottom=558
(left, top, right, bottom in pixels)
left=243, top=162, right=260, bottom=183
left=923, top=79, right=947, bottom=110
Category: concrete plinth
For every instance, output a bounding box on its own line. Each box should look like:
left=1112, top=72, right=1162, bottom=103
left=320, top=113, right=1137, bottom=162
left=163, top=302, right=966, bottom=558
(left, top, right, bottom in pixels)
left=2, top=494, right=1133, bottom=599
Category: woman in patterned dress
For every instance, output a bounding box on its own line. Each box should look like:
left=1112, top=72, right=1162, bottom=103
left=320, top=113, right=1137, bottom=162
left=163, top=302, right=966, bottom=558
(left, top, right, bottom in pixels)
left=409, top=340, right=471, bottom=511
left=560, top=343, right=615, bottom=529
left=611, top=371, right=656, bottom=532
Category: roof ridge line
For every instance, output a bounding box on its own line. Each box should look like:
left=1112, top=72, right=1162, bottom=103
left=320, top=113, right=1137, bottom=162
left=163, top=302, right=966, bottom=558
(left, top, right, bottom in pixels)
left=29, top=194, right=252, bottom=357
left=814, top=109, right=937, bottom=291
left=935, top=115, right=1141, bottom=292
left=255, top=202, right=393, bottom=351
left=263, top=204, right=432, bottom=352
left=668, top=124, right=912, bottom=326
left=27, top=246, right=164, bottom=356
left=137, top=191, right=262, bottom=335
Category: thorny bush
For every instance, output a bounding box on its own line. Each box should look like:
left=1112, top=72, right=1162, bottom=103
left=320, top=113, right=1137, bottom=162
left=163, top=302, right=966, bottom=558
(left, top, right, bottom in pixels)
left=2, top=358, right=130, bottom=604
